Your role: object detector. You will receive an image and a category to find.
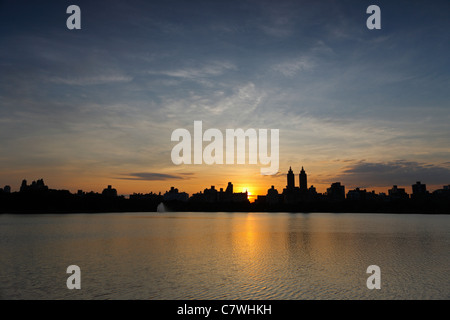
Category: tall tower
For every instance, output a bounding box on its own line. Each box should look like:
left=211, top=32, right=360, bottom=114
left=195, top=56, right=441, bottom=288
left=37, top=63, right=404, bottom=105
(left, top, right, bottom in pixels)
left=287, top=167, right=295, bottom=190
left=299, top=167, right=307, bottom=191
left=226, top=182, right=233, bottom=194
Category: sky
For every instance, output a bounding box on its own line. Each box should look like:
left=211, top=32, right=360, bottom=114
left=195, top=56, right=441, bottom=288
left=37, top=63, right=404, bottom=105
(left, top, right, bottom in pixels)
left=0, top=0, right=449, bottom=198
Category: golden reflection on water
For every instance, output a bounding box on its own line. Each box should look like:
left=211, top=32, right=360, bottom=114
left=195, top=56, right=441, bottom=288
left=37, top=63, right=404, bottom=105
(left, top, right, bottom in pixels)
left=0, top=212, right=449, bottom=299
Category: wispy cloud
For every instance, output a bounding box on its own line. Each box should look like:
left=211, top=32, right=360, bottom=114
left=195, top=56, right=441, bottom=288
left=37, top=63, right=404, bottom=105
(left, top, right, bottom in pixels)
left=49, top=75, right=133, bottom=86
left=272, top=57, right=315, bottom=77
left=117, top=172, right=194, bottom=181
left=158, top=82, right=265, bottom=124
left=148, top=61, right=237, bottom=80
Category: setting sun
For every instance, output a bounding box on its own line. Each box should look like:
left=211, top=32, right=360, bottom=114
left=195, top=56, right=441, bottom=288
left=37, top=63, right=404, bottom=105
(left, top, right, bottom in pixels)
left=242, top=187, right=257, bottom=202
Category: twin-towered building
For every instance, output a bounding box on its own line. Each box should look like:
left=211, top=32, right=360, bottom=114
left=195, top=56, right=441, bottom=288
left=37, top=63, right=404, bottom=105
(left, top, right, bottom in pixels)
left=285, top=166, right=308, bottom=191
left=281, top=166, right=319, bottom=203
left=261, top=167, right=440, bottom=205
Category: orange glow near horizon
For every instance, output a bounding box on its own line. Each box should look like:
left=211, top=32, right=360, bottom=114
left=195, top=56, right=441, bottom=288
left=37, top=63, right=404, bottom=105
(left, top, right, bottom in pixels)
left=3, top=164, right=441, bottom=199
left=241, top=187, right=257, bottom=203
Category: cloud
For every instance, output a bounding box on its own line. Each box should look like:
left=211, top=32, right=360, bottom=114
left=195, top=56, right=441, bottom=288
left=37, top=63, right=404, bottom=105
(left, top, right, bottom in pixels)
left=272, top=57, right=315, bottom=77
left=49, top=75, right=133, bottom=86
left=147, top=61, right=237, bottom=80
left=117, top=172, right=193, bottom=181
left=264, top=171, right=285, bottom=178
left=335, top=160, right=450, bottom=188
left=158, top=82, right=265, bottom=125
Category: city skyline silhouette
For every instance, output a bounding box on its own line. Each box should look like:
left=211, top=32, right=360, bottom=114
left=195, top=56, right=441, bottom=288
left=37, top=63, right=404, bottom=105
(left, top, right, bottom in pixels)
left=2, top=165, right=449, bottom=198
left=2, top=166, right=449, bottom=214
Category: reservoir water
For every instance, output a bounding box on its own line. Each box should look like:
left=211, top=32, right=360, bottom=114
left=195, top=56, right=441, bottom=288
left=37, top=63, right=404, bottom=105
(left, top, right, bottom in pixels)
left=0, top=212, right=449, bottom=299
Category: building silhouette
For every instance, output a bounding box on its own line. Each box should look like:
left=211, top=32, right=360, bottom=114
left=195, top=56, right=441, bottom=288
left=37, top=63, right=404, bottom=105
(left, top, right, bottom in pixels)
left=432, top=185, right=450, bottom=199
left=130, top=191, right=162, bottom=201
left=20, top=179, right=27, bottom=192
left=346, top=187, right=377, bottom=201
left=163, top=187, right=189, bottom=202
left=327, top=182, right=345, bottom=201
left=282, top=167, right=315, bottom=203
left=308, top=185, right=317, bottom=196
left=225, top=182, right=233, bottom=194
left=102, top=185, right=118, bottom=197
left=287, top=167, right=295, bottom=190
left=190, top=182, right=248, bottom=203
left=266, top=185, right=280, bottom=205
left=20, top=179, right=49, bottom=192
left=388, top=185, right=409, bottom=200
left=218, top=182, right=234, bottom=202
left=299, top=167, right=307, bottom=191
left=412, top=181, right=428, bottom=200
left=203, top=185, right=218, bottom=203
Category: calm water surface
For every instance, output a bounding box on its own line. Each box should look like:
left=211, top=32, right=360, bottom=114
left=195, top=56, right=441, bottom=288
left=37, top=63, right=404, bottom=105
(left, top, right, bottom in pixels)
left=0, top=212, right=449, bottom=299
